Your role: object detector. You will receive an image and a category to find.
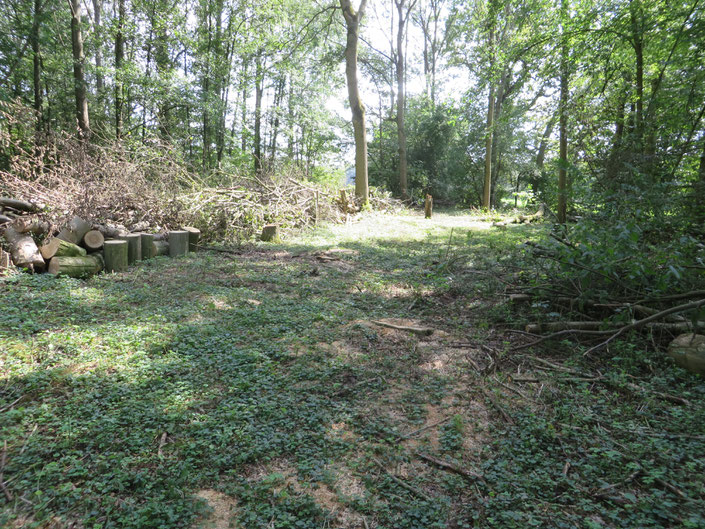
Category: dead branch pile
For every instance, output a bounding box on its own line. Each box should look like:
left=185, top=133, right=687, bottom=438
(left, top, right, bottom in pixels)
left=509, top=230, right=705, bottom=373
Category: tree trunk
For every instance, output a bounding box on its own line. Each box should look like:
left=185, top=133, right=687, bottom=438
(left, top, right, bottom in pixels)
left=140, top=233, right=155, bottom=259
left=115, top=0, right=125, bottom=138
left=482, top=19, right=495, bottom=210
left=3, top=227, right=45, bottom=272
left=92, top=0, right=104, bottom=96
left=48, top=255, right=103, bottom=277
left=557, top=0, right=569, bottom=224
left=69, top=0, right=90, bottom=137
left=340, top=0, right=369, bottom=204
left=183, top=227, right=200, bottom=252
left=120, top=233, right=142, bottom=263
left=395, top=0, right=412, bottom=200
left=31, top=0, right=42, bottom=123
left=253, top=50, right=264, bottom=173
left=630, top=0, right=644, bottom=149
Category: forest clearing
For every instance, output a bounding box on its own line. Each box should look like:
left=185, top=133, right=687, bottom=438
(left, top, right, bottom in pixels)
left=1, top=211, right=704, bottom=528
left=2, top=0, right=705, bottom=526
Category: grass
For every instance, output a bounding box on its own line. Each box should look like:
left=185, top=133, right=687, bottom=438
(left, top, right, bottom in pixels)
left=1, top=209, right=704, bottom=528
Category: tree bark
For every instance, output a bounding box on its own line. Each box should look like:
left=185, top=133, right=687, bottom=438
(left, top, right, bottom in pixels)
left=57, top=216, right=92, bottom=245
left=31, top=0, right=42, bottom=123
left=168, top=231, right=189, bottom=256
left=253, top=50, right=264, bottom=173
left=395, top=0, right=415, bottom=200
left=3, top=227, right=45, bottom=272
left=115, top=0, right=125, bottom=138
left=340, top=0, right=369, bottom=204
left=140, top=233, right=155, bottom=259
left=104, top=240, right=128, bottom=272
left=48, top=255, right=103, bottom=277
left=40, top=238, right=87, bottom=260
left=69, top=0, right=90, bottom=137
left=120, top=233, right=142, bottom=263
left=557, top=0, right=569, bottom=224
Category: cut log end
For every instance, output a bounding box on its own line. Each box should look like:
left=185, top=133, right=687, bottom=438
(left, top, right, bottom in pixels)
left=83, top=230, right=105, bottom=250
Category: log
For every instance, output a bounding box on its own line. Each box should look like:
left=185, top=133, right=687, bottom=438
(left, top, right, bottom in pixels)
left=371, top=320, right=435, bottom=336
left=0, top=197, right=40, bottom=213
left=183, top=227, right=201, bottom=252
left=40, top=238, right=87, bottom=260
left=153, top=240, right=169, bottom=256
left=103, top=240, right=128, bottom=272
left=83, top=230, right=104, bottom=251
left=48, top=254, right=103, bottom=278
left=120, top=233, right=142, bottom=264
left=260, top=224, right=280, bottom=242
left=57, top=216, right=92, bottom=245
left=2, top=227, right=45, bottom=272
left=424, top=194, right=433, bottom=219
left=140, top=233, right=155, bottom=259
left=168, top=231, right=189, bottom=257
left=11, top=217, right=50, bottom=235
left=93, top=223, right=128, bottom=239
left=668, top=334, right=705, bottom=376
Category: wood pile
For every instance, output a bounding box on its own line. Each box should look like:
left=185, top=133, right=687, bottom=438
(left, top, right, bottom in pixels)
left=0, top=198, right=200, bottom=278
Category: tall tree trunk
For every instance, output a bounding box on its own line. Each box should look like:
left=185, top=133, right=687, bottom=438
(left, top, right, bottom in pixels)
left=92, top=0, right=104, bottom=96
left=630, top=0, right=644, bottom=149
left=154, top=1, right=170, bottom=139
left=115, top=0, right=125, bottom=138
left=536, top=117, right=555, bottom=170
left=395, top=0, right=412, bottom=200
left=253, top=50, right=264, bottom=173
left=557, top=0, right=569, bottom=223
left=32, top=0, right=42, bottom=124
left=340, top=0, right=369, bottom=203
left=482, top=21, right=495, bottom=210
left=69, top=0, right=90, bottom=137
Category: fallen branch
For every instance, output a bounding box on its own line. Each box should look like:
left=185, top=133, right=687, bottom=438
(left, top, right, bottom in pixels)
left=371, top=320, right=435, bottom=336
left=371, top=458, right=431, bottom=501
left=400, top=417, right=451, bottom=439
left=416, top=451, right=484, bottom=482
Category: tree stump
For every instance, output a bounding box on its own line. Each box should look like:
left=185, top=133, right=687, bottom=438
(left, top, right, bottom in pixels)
left=168, top=231, right=189, bottom=257
left=260, top=224, right=280, bottom=242
left=104, top=240, right=128, bottom=272
left=57, top=216, right=92, bottom=245
left=183, top=227, right=201, bottom=252
left=120, top=233, right=142, bottom=264
left=141, top=233, right=156, bottom=259
left=83, top=230, right=104, bottom=250
left=424, top=194, right=433, bottom=219
left=0, top=248, right=11, bottom=270
left=48, top=254, right=103, bottom=278
left=154, top=240, right=169, bottom=256
left=40, top=238, right=87, bottom=260
left=3, top=226, right=45, bottom=272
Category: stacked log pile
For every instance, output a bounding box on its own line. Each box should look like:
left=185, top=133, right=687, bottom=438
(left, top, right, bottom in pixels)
left=0, top=198, right=200, bottom=278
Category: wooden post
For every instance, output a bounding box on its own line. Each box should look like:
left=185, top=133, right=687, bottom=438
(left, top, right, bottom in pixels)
left=83, top=230, right=104, bottom=250
left=168, top=230, right=189, bottom=257
left=120, top=233, right=142, bottom=264
left=104, top=240, right=128, bottom=272
left=57, top=216, right=92, bottom=245
left=183, top=227, right=200, bottom=252
left=3, top=226, right=45, bottom=271
left=48, top=254, right=103, bottom=278
left=140, top=233, right=156, bottom=259
left=40, top=238, right=87, bottom=260
left=424, top=194, right=433, bottom=219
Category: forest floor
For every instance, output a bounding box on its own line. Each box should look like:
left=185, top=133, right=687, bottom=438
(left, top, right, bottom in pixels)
left=1, top=209, right=704, bottom=529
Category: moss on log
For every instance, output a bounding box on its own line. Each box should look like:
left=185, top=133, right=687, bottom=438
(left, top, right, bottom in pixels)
left=48, top=254, right=103, bottom=278
left=40, top=238, right=87, bottom=260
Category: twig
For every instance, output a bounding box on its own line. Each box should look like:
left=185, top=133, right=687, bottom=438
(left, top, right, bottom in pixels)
left=157, top=432, right=167, bottom=458
left=481, top=389, right=515, bottom=425
left=0, top=395, right=24, bottom=413
left=416, top=451, right=484, bottom=482
left=400, top=416, right=452, bottom=439
left=371, top=458, right=431, bottom=501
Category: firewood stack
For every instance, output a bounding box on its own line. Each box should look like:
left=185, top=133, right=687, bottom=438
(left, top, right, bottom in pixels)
left=0, top=197, right=200, bottom=278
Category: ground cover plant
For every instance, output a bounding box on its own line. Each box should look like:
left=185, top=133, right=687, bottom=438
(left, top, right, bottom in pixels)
left=1, top=210, right=704, bottom=528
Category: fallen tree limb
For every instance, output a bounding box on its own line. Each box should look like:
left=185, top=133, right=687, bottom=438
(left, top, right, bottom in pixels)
left=0, top=197, right=40, bottom=213
left=371, top=320, right=435, bottom=336
left=416, top=451, right=484, bottom=482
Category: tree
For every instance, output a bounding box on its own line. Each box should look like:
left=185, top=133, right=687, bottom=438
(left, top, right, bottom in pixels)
left=69, top=0, right=90, bottom=137
left=340, top=0, right=369, bottom=203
